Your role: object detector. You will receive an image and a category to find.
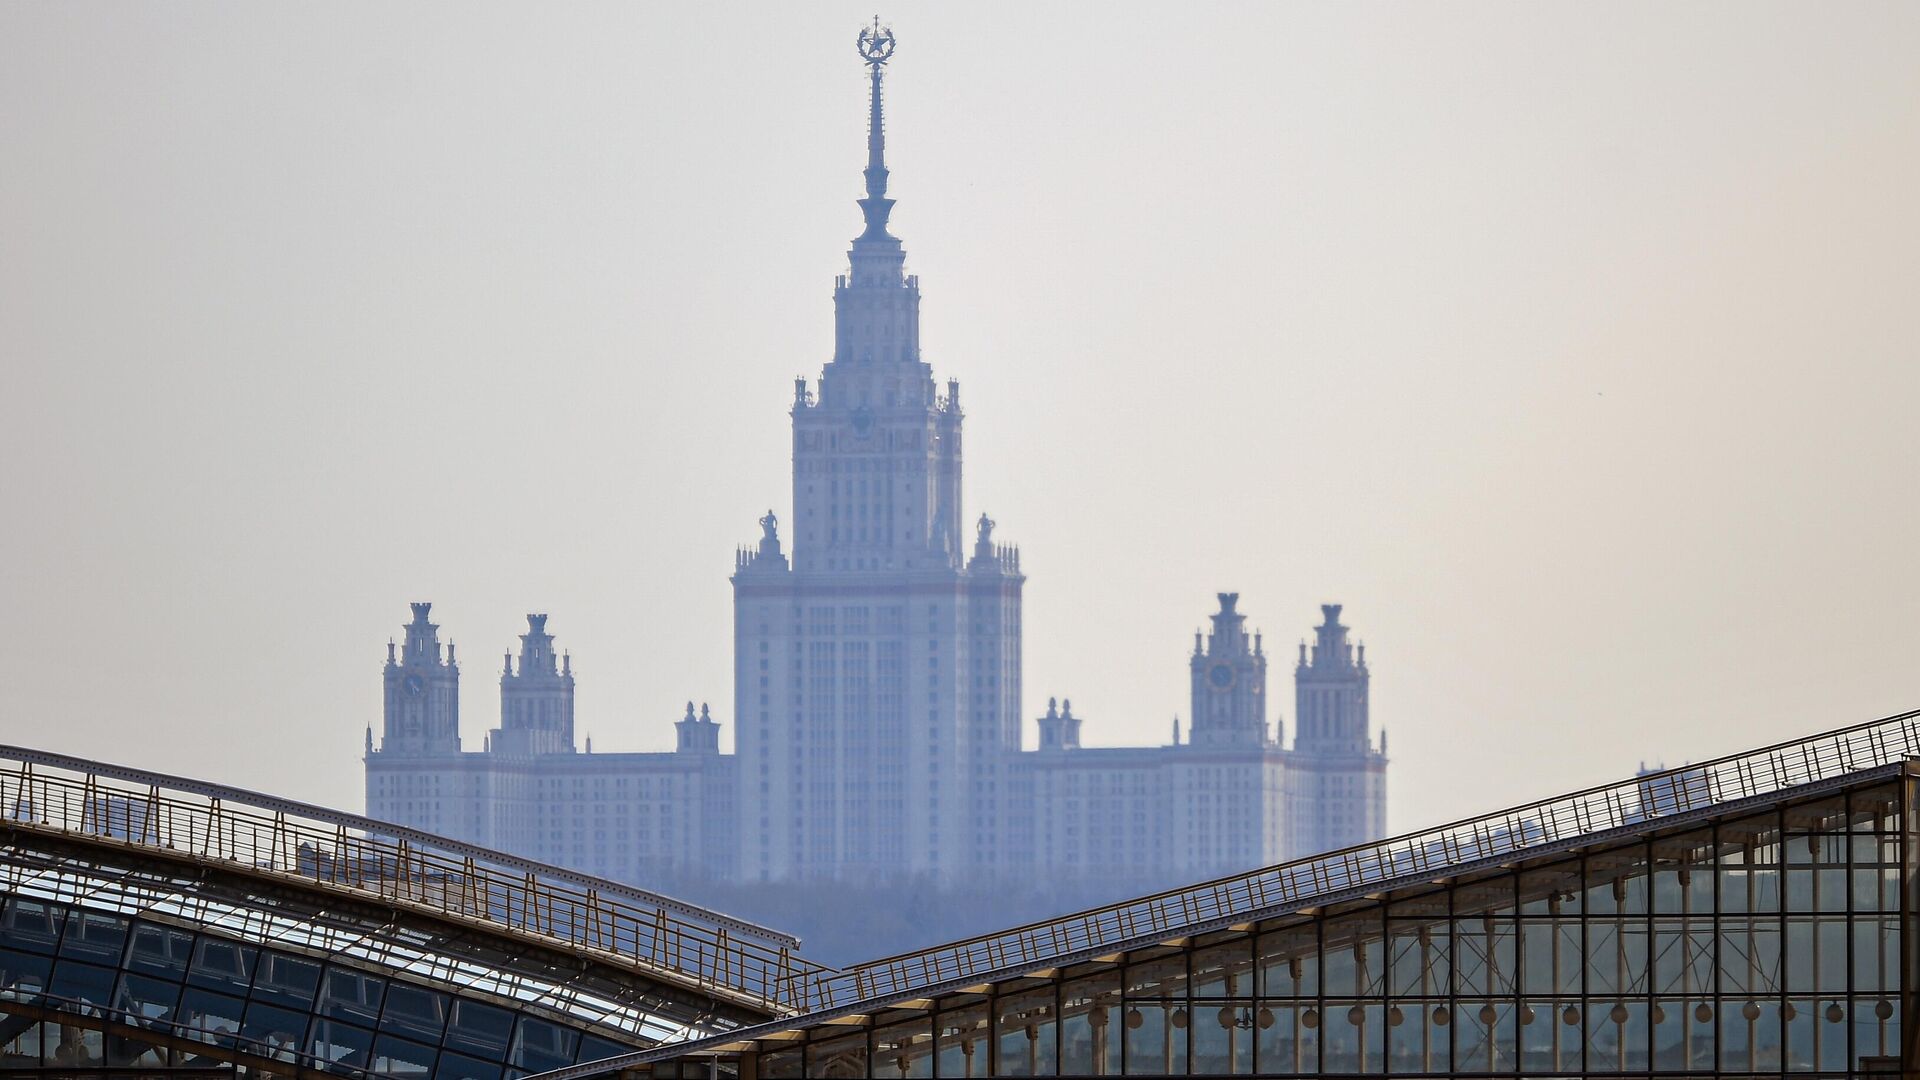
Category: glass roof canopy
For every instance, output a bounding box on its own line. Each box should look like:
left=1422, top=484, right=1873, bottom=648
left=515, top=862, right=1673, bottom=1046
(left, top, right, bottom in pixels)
left=552, top=708, right=1920, bottom=1079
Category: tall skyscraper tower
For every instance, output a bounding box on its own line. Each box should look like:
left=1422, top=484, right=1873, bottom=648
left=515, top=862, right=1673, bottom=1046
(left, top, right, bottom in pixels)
left=1291, top=603, right=1388, bottom=853
left=733, top=21, right=1024, bottom=883
left=492, top=614, right=575, bottom=756
left=1187, top=593, right=1271, bottom=749
left=380, top=602, right=461, bottom=755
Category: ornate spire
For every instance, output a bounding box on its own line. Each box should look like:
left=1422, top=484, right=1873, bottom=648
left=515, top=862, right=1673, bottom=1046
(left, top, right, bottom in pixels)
left=855, top=17, right=898, bottom=244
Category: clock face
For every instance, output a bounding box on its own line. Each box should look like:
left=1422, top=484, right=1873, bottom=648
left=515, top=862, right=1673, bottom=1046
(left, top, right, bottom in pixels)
left=1207, top=662, right=1236, bottom=691
left=851, top=406, right=875, bottom=438
left=403, top=674, right=425, bottom=696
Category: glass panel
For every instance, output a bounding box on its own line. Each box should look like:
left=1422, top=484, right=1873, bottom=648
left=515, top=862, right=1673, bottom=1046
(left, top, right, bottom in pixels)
left=1321, top=915, right=1383, bottom=998
left=1518, top=1000, right=1582, bottom=1074
left=1585, top=846, right=1649, bottom=915
left=1120, top=1000, right=1185, bottom=1076
left=509, top=1017, right=578, bottom=1073
left=1651, top=998, right=1714, bottom=1072
left=117, top=972, right=181, bottom=1024
left=1584, top=1000, right=1648, bottom=1073
left=1520, top=921, right=1579, bottom=995
left=1455, top=1002, right=1511, bottom=1072
left=47, top=959, right=114, bottom=1009
left=934, top=1005, right=987, bottom=1078
left=872, top=1017, right=932, bottom=1078
left=1853, top=913, right=1900, bottom=992
left=0, top=902, right=61, bottom=955
left=42, top=1016, right=102, bottom=1068
left=1252, top=1003, right=1315, bottom=1075
left=185, top=937, right=255, bottom=994
left=1386, top=1000, right=1448, bottom=1075
left=375, top=1032, right=439, bottom=1078
left=0, top=1016, right=44, bottom=1070
left=1188, top=1000, right=1252, bottom=1075
left=319, top=967, right=386, bottom=1026
left=56, top=911, right=126, bottom=965
left=1718, top=997, right=1783, bottom=1072
left=437, top=1051, right=504, bottom=1080
left=177, top=986, right=245, bottom=1041
left=1718, top=918, right=1782, bottom=994
left=1256, top=926, right=1317, bottom=998
left=1850, top=994, right=1898, bottom=1066
left=0, top=951, right=50, bottom=1000
left=805, top=1030, right=868, bottom=1078
left=1585, top=919, right=1649, bottom=997
left=1320, top=1002, right=1383, bottom=1074
left=1651, top=919, right=1712, bottom=996
left=242, top=1000, right=308, bottom=1060
left=445, top=999, right=515, bottom=1059
left=382, top=983, right=451, bottom=1043
left=1518, top=862, right=1580, bottom=916
left=1452, top=916, right=1515, bottom=995
left=125, top=923, right=193, bottom=979
left=1191, top=941, right=1252, bottom=998
left=1059, top=974, right=1119, bottom=1077
left=1387, top=922, right=1447, bottom=996
left=994, top=987, right=1055, bottom=1075
left=308, top=1019, right=375, bottom=1071
left=252, top=951, right=321, bottom=1008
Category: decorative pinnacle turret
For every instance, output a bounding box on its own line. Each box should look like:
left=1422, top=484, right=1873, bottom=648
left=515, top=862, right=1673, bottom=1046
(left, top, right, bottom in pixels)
left=855, top=17, right=898, bottom=242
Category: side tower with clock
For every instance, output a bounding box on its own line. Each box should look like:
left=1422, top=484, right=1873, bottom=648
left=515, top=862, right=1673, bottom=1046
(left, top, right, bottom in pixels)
left=379, top=602, right=462, bottom=756
left=1187, top=593, right=1270, bottom=749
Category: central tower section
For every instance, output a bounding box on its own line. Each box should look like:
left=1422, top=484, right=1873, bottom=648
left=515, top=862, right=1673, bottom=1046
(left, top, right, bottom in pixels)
left=732, top=21, right=1024, bottom=885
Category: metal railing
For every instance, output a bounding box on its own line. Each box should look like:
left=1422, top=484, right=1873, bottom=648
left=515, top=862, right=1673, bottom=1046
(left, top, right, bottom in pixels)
left=783, top=707, right=1920, bottom=1013
left=0, top=747, right=830, bottom=1016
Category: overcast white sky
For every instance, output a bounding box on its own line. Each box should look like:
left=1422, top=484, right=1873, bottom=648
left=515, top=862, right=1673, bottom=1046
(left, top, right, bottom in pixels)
left=2, top=3, right=1917, bottom=835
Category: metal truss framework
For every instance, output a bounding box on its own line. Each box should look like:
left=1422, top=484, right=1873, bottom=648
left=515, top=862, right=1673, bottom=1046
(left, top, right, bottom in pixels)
left=553, top=709, right=1920, bottom=1079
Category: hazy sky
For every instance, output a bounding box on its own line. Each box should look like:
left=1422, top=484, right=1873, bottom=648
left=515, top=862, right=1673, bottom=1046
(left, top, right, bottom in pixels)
left=3, top=4, right=1917, bottom=836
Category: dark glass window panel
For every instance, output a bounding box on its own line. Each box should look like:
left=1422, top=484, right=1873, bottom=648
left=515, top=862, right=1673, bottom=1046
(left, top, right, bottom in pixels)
left=318, top=967, right=385, bottom=1026
left=47, top=959, right=115, bottom=1008
left=1583, top=1000, right=1648, bottom=1073
left=993, top=986, right=1055, bottom=1076
left=252, top=952, right=321, bottom=1009
left=436, top=1051, right=503, bottom=1080
left=241, top=1000, right=309, bottom=1056
left=757, top=1048, right=801, bottom=1078
left=1385, top=1000, right=1449, bottom=1076
left=55, top=911, right=126, bottom=965
left=1058, top=975, right=1119, bottom=1077
left=1651, top=920, right=1712, bottom=996
left=1252, top=1002, right=1317, bottom=1075
left=1718, top=998, right=1784, bottom=1072
left=1320, top=916, right=1384, bottom=998
left=185, top=938, right=255, bottom=994
left=1718, top=920, right=1783, bottom=994
left=1519, top=921, right=1580, bottom=995
left=1191, top=941, right=1253, bottom=998
left=1387, top=922, right=1448, bottom=996
left=0, top=901, right=61, bottom=955
left=380, top=982, right=450, bottom=1042
left=1188, top=1000, right=1254, bottom=1075
left=117, top=973, right=181, bottom=1025
left=374, top=1032, right=439, bottom=1078
left=1454, top=1001, right=1518, bottom=1073
left=308, top=1019, right=374, bottom=1072
left=0, top=950, right=51, bottom=998
left=0, top=1015, right=44, bottom=1069
left=125, top=924, right=193, bottom=978
left=1517, top=1000, right=1582, bottom=1074
left=1256, top=927, right=1318, bottom=997
left=443, top=998, right=514, bottom=1058
left=1120, top=1001, right=1186, bottom=1076
left=1518, top=862, right=1581, bottom=916
left=576, top=1035, right=631, bottom=1066
left=44, top=1016, right=103, bottom=1067
left=1852, top=914, right=1900, bottom=992
left=1584, top=847, right=1649, bottom=916
left=1451, top=918, right=1516, bottom=995
left=177, top=986, right=246, bottom=1041
left=1319, top=1002, right=1384, bottom=1075
left=1585, top=920, right=1649, bottom=997
left=508, top=1017, right=578, bottom=1073
left=1650, top=998, right=1714, bottom=1072
left=1851, top=994, right=1899, bottom=1064
left=105, top=1025, right=165, bottom=1068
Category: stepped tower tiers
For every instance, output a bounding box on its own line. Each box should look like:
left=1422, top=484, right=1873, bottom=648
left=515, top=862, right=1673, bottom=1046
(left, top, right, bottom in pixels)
left=492, top=614, right=575, bottom=756
left=378, top=602, right=461, bottom=755
left=732, top=21, right=1024, bottom=884
left=1291, top=603, right=1389, bottom=855
left=1188, top=593, right=1271, bottom=749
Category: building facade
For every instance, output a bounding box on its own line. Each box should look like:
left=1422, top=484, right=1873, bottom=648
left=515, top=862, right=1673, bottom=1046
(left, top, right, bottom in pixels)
left=365, top=27, right=1387, bottom=893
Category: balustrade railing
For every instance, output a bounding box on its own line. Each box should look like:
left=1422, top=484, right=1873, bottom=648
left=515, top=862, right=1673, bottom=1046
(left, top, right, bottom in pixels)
left=0, top=747, right=827, bottom=1015
left=789, top=707, right=1920, bottom=1013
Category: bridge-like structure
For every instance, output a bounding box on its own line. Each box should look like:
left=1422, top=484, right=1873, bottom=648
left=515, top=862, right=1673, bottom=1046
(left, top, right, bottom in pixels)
left=0, top=746, right=829, bottom=1078
left=545, top=708, right=1920, bottom=1079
